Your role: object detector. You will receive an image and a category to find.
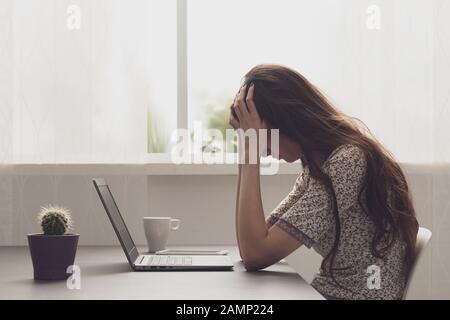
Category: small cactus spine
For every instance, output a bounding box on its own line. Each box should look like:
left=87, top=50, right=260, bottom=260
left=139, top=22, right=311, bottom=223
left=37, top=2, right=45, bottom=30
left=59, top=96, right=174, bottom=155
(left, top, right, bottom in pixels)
left=38, top=205, right=72, bottom=235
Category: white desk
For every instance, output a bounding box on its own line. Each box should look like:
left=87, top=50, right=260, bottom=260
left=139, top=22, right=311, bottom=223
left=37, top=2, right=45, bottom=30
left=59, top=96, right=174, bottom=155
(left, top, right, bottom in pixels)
left=0, top=246, right=324, bottom=300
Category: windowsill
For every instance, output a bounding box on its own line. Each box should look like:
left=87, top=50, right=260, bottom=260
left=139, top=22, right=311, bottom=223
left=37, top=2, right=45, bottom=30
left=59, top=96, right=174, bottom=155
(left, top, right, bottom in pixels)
left=0, top=162, right=303, bottom=176
left=0, top=162, right=448, bottom=176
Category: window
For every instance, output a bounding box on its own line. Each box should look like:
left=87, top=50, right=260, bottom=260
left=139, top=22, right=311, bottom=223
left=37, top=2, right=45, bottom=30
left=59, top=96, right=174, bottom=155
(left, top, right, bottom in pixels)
left=186, top=0, right=437, bottom=163
left=147, top=0, right=178, bottom=155
left=1, top=0, right=448, bottom=164
left=3, top=0, right=177, bottom=163
left=187, top=0, right=341, bottom=152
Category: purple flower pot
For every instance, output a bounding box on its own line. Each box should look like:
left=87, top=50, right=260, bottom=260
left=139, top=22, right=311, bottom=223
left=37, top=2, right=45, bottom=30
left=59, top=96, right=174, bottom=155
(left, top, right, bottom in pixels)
left=27, top=233, right=79, bottom=281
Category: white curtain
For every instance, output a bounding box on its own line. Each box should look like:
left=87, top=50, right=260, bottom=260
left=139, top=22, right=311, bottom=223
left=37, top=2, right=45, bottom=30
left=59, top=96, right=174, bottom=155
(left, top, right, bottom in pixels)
left=0, top=0, right=176, bottom=164
left=187, top=0, right=450, bottom=164
left=1, top=0, right=450, bottom=164
left=0, top=0, right=449, bottom=164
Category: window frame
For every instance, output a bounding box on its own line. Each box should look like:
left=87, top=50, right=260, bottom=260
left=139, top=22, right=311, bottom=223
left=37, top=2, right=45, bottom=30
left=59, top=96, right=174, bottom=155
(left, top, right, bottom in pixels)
left=176, top=0, right=188, bottom=132
left=148, top=0, right=240, bottom=166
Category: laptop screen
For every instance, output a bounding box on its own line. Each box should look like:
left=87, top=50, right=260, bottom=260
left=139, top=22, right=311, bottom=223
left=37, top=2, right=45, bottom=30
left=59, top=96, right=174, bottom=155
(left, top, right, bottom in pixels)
left=93, top=179, right=139, bottom=266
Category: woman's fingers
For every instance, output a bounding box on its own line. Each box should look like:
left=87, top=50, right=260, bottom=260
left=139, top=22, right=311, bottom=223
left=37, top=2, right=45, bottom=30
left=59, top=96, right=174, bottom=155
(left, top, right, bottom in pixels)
left=237, top=84, right=250, bottom=116
left=229, top=112, right=239, bottom=130
left=233, top=89, right=243, bottom=120
left=246, top=84, right=257, bottom=115
left=229, top=103, right=240, bottom=129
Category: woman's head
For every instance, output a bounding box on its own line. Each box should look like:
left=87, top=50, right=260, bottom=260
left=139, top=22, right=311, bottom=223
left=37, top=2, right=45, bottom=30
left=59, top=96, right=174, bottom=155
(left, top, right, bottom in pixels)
left=241, top=64, right=418, bottom=288
left=242, top=64, right=357, bottom=162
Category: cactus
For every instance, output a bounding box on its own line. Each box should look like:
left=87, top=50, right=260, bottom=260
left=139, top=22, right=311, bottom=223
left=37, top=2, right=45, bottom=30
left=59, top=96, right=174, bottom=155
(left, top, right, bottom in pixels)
left=38, top=205, right=72, bottom=235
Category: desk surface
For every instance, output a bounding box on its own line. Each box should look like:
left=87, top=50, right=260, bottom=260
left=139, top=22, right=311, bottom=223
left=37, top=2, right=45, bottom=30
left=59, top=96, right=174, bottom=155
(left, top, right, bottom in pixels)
left=0, top=246, right=323, bottom=300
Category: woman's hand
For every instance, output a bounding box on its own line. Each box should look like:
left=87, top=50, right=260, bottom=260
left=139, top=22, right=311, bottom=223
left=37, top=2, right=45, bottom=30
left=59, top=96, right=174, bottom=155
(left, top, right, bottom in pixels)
left=229, top=106, right=240, bottom=130
left=230, top=83, right=267, bottom=163
left=232, top=84, right=265, bottom=131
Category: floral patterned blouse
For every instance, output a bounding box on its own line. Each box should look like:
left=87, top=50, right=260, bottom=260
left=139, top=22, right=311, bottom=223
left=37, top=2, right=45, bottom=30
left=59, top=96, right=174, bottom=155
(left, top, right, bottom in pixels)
left=267, top=144, right=407, bottom=300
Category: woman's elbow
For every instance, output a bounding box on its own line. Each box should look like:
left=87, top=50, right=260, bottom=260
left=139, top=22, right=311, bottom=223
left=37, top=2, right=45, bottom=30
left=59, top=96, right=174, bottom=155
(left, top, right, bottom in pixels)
left=243, top=260, right=261, bottom=272
left=241, top=254, right=267, bottom=272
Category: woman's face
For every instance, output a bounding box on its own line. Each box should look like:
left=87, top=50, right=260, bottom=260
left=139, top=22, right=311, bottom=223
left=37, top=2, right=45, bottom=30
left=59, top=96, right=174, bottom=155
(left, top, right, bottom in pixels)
left=265, top=130, right=302, bottom=163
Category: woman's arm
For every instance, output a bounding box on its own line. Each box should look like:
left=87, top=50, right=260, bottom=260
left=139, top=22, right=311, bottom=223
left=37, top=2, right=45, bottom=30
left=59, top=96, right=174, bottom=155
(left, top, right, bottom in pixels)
left=233, top=84, right=302, bottom=271
left=230, top=98, right=244, bottom=257
left=236, top=162, right=266, bottom=264
left=235, top=164, right=242, bottom=257
left=237, top=162, right=302, bottom=271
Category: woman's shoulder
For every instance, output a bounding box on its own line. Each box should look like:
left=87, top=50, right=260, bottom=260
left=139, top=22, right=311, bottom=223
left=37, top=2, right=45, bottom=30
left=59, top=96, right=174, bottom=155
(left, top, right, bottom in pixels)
left=322, top=144, right=368, bottom=210
left=323, top=144, right=367, bottom=176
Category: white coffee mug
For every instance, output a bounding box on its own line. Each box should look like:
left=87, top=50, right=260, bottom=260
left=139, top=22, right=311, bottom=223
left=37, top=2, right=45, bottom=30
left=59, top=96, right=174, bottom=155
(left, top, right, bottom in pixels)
left=143, top=217, right=181, bottom=252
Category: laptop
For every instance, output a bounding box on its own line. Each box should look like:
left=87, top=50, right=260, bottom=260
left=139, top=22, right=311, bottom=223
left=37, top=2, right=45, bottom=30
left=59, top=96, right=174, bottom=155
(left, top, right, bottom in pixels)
left=93, top=178, right=234, bottom=271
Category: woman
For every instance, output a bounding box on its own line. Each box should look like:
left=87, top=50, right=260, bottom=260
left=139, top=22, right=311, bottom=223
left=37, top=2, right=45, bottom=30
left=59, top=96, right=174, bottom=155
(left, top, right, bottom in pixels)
left=230, top=64, right=418, bottom=300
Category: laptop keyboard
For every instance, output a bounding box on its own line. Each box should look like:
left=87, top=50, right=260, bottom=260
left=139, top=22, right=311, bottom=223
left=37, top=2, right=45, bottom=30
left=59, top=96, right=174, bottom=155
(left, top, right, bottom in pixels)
left=146, top=255, right=193, bottom=266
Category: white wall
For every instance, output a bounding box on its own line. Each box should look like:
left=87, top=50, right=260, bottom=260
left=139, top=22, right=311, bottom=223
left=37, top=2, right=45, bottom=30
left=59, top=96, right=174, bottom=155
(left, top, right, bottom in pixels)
left=0, top=172, right=296, bottom=246
left=0, top=165, right=448, bottom=299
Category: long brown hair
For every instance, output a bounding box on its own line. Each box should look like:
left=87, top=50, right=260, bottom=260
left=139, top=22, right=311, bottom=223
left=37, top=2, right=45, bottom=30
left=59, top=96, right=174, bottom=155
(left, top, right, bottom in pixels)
left=243, top=64, right=418, bottom=288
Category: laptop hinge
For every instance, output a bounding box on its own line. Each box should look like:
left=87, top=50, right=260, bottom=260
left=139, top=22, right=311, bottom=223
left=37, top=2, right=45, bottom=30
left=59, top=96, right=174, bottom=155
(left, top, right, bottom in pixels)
left=135, top=255, right=145, bottom=266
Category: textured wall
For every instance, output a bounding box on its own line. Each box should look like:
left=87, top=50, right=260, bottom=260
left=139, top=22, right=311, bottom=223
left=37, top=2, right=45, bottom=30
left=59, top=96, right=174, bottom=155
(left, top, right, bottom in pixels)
left=0, top=165, right=448, bottom=298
